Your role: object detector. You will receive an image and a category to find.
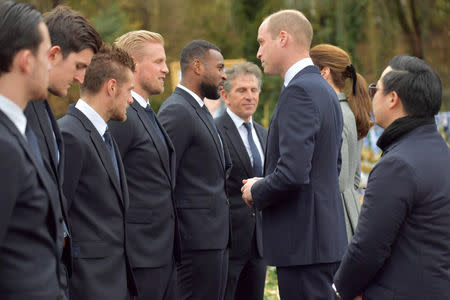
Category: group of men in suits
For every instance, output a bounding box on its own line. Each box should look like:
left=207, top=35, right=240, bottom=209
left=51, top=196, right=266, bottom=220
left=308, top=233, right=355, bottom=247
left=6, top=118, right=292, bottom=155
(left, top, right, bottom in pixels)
left=3, top=2, right=448, bottom=300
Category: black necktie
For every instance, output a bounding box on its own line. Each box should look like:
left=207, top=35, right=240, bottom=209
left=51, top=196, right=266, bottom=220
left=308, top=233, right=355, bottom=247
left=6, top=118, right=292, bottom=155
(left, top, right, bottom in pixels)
left=25, top=124, right=44, bottom=165
left=202, top=105, right=225, bottom=165
left=103, top=128, right=120, bottom=181
left=144, top=104, right=168, bottom=151
left=243, top=122, right=263, bottom=177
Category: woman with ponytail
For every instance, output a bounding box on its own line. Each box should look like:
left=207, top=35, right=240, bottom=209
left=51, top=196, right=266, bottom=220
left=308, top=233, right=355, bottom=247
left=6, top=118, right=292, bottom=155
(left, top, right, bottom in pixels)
left=310, top=44, right=372, bottom=243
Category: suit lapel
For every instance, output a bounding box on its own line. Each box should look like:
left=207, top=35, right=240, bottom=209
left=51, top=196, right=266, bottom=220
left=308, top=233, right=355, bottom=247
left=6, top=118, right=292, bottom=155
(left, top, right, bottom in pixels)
left=175, top=88, right=225, bottom=170
left=254, top=123, right=267, bottom=153
left=30, top=101, right=59, bottom=181
left=68, top=107, right=124, bottom=208
left=132, top=100, right=173, bottom=184
left=222, top=113, right=253, bottom=177
left=0, top=112, right=59, bottom=242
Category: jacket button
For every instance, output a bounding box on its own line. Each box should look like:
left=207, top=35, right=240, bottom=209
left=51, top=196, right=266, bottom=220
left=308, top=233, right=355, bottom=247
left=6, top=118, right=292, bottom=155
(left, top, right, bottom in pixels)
left=226, top=199, right=230, bottom=205
left=252, top=213, right=256, bottom=217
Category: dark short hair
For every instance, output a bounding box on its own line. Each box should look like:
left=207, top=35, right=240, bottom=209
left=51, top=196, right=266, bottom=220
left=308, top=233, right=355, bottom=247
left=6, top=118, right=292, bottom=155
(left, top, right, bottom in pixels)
left=382, top=55, right=442, bottom=117
left=44, top=5, right=102, bottom=58
left=81, top=44, right=135, bottom=95
left=0, top=0, right=43, bottom=75
left=180, top=40, right=221, bottom=73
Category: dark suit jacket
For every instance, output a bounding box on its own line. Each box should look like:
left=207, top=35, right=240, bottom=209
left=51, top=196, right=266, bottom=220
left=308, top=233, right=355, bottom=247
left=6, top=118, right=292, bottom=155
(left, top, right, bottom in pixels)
left=157, top=87, right=232, bottom=251
left=109, top=99, right=181, bottom=268
left=251, top=65, right=347, bottom=266
left=24, top=100, right=72, bottom=275
left=58, top=105, right=137, bottom=300
left=215, top=112, right=267, bottom=259
left=0, top=110, right=62, bottom=300
left=334, top=124, right=450, bottom=300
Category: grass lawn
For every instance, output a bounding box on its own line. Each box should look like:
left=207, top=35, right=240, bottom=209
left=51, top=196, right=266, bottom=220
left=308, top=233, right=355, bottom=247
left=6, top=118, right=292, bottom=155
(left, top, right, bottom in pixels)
left=264, top=266, right=280, bottom=300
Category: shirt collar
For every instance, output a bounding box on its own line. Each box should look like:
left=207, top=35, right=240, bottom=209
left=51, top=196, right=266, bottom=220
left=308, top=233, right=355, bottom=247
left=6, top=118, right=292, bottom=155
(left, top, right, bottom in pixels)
left=75, top=98, right=108, bottom=137
left=131, top=90, right=149, bottom=108
left=0, top=93, right=27, bottom=136
left=226, top=107, right=252, bottom=129
left=284, top=57, right=314, bottom=87
left=177, top=84, right=204, bottom=107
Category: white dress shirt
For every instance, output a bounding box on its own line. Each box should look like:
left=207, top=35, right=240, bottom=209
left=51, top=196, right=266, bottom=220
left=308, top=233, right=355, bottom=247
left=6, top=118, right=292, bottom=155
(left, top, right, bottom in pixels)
left=75, top=99, right=107, bottom=141
left=226, top=108, right=264, bottom=166
left=284, top=57, right=314, bottom=87
left=177, top=84, right=205, bottom=107
left=131, top=90, right=150, bottom=109
left=0, top=93, right=27, bottom=136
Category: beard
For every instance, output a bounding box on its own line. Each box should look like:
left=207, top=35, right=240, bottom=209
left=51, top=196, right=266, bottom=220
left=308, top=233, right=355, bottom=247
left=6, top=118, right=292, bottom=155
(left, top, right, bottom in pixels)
left=201, top=81, right=220, bottom=100
left=141, top=79, right=163, bottom=96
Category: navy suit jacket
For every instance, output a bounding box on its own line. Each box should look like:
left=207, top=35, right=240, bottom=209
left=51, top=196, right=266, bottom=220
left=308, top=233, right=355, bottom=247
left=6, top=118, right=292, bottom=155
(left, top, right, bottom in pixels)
left=24, top=100, right=72, bottom=276
left=109, top=99, right=181, bottom=268
left=334, top=124, right=450, bottom=300
left=251, top=65, right=347, bottom=266
left=0, top=110, right=62, bottom=300
left=215, top=112, right=267, bottom=258
left=58, top=105, right=138, bottom=300
left=158, top=87, right=232, bottom=251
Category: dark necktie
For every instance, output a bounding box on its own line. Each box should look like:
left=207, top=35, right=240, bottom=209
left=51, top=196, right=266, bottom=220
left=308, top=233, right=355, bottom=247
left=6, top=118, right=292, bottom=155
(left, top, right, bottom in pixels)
left=25, top=124, right=44, bottom=165
left=144, top=104, right=168, bottom=151
left=243, top=122, right=263, bottom=177
left=103, top=128, right=120, bottom=181
left=202, top=105, right=225, bottom=165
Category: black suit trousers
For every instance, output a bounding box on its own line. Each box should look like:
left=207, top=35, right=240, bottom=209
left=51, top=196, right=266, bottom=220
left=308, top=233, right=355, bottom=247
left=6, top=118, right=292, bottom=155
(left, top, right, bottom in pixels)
left=177, top=248, right=228, bottom=300
left=133, top=259, right=176, bottom=300
left=277, top=262, right=340, bottom=300
left=224, top=233, right=266, bottom=300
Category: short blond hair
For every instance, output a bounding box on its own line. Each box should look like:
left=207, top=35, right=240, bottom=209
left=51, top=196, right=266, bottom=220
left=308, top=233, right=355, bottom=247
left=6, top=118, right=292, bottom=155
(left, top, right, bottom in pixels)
left=266, top=9, right=313, bottom=49
left=114, top=30, right=164, bottom=59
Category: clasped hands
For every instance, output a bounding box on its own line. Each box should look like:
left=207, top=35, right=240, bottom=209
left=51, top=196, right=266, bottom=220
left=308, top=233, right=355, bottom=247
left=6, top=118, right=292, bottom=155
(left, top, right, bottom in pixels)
left=241, top=177, right=262, bottom=207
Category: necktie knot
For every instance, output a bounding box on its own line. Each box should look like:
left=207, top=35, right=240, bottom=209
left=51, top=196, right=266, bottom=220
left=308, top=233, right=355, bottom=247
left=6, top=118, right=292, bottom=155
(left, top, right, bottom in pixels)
left=243, top=122, right=252, bottom=132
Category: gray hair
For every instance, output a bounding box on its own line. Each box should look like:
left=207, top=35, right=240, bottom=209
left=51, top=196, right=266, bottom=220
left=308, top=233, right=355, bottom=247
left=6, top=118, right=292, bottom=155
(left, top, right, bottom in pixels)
left=223, top=62, right=263, bottom=93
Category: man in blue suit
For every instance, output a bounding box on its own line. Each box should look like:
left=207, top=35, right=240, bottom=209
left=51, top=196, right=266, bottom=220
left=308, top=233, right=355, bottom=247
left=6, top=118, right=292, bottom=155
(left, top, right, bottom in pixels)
left=242, top=9, right=347, bottom=300
left=333, top=55, right=450, bottom=300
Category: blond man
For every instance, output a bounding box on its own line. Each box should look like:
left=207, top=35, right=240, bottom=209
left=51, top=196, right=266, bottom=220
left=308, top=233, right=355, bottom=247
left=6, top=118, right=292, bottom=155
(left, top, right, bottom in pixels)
left=109, top=30, right=180, bottom=300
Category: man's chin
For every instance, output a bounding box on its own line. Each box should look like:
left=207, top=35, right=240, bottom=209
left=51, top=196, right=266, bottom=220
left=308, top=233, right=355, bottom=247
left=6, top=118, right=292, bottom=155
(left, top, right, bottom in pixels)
left=48, top=87, right=68, bottom=98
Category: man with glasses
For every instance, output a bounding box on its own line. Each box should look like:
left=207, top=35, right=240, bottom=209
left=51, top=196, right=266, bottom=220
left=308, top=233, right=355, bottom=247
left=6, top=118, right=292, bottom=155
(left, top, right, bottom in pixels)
left=333, top=55, right=450, bottom=300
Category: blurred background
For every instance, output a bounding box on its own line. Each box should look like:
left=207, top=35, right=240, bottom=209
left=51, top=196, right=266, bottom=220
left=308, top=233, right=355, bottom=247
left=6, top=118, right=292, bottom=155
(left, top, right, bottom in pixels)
left=21, top=1, right=450, bottom=298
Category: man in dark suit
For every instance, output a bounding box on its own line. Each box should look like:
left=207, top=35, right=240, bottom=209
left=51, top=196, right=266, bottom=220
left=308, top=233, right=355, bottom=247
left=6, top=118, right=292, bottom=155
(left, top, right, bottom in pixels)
left=58, top=45, right=138, bottom=300
left=333, top=56, right=450, bottom=300
left=23, top=6, right=102, bottom=296
left=157, top=40, right=231, bottom=300
left=109, top=30, right=181, bottom=300
left=242, top=10, right=347, bottom=300
left=215, top=62, right=267, bottom=300
left=0, top=2, right=64, bottom=299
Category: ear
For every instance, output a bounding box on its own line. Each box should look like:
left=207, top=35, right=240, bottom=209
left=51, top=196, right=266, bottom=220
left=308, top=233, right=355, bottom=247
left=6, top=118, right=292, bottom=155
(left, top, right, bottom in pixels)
left=130, top=55, right=138, bottom=72
left=106, top=78, right=117, bottom=96
left=279, top=30, right=288, bottom=47
left=193, top=58, right=202, bottom=76
left=387, top=90, right=402, bottom=110
left=221, top=89, right=229, bottom=104
left=14, top=49, right=34, bottom=75
left=320, top=67, right=331, bottom=80
left=48, top=46, right=62, bottom=66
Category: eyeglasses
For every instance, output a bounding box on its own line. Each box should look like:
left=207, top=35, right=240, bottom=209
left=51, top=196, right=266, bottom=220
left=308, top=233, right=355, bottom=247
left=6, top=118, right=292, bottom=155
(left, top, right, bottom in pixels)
left=368, top=83, right=378, bottom=98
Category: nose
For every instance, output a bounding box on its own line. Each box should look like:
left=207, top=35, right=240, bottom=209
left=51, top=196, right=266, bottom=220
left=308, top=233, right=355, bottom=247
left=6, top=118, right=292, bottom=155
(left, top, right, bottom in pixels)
left=162, top=63, right=169, bottom=74
left=74, top=70, right=86, bottom=84
left=221, top=70, right=227, bottom=81
left=256, top=47, right=262, bottom=59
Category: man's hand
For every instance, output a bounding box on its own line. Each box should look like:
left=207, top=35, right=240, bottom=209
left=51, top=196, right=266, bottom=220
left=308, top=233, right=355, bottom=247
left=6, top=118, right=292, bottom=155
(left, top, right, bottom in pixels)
left=354, top=294, right=363, bottom=300
left=241, top=177, right=262, bottom=207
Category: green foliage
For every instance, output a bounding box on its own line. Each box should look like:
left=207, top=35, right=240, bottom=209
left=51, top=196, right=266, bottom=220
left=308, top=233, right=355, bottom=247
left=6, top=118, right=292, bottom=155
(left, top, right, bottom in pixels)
left=264, top=266, right=280, bottom=300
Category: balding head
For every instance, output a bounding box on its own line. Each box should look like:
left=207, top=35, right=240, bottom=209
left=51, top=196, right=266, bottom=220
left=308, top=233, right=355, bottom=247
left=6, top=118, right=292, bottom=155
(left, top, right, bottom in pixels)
left=265, top=9, right=313, bottom=49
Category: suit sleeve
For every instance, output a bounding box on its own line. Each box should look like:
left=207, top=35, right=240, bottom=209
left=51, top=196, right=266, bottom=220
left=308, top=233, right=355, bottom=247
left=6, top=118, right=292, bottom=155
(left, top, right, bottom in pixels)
left=251, top=85, right=319, bottom=210
left=333, top=157, right=417, bottom=300
left=60, top=130, right=85, bottom=209
left=157, top=103, right=194, bottom=173
left=0, top=141, right=22, bottom=245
